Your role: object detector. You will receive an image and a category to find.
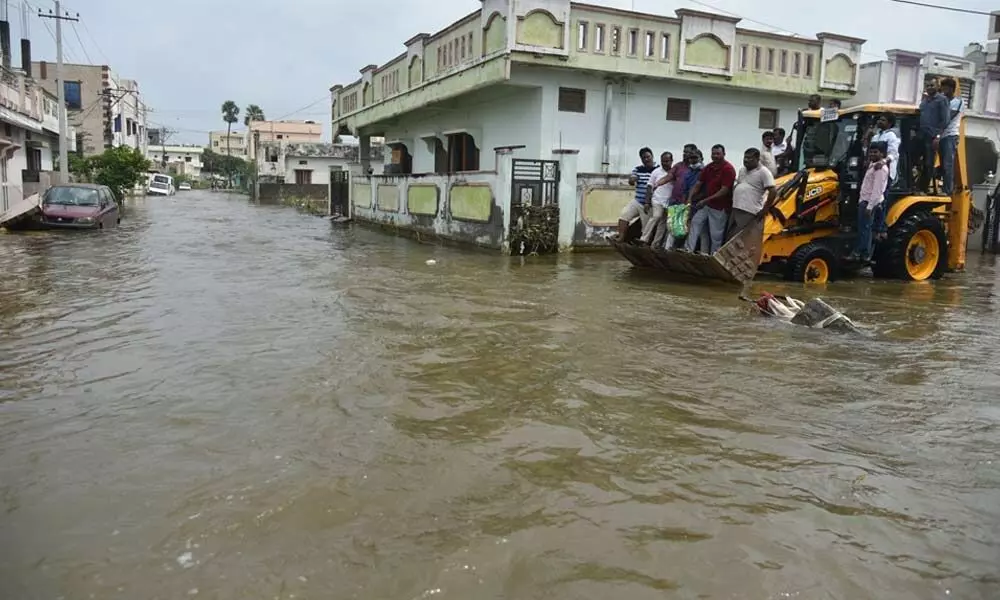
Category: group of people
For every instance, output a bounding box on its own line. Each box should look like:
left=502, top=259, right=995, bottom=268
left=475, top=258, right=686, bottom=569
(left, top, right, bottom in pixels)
left=614, top=142, right=777, bottom=255
left=612, top=80, right=963, bottom=262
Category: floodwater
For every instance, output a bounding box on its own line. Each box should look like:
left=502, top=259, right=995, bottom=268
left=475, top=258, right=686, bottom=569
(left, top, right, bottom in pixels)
left=1, top=191, right=999, bottom=600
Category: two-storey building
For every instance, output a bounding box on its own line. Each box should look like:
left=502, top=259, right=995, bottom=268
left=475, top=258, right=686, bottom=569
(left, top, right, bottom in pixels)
left=0, top=66, right=76, bottom=226
left=209, top=130, right=247, bottom=158
left=329, top=0, right=865, bottom=251
left=31, top=61, right=147, bottom=157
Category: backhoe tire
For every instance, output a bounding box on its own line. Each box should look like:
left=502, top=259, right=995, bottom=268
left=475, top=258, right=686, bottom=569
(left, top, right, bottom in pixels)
left=786, top=242, right=837, bottom=284
left=875, top=211, right=947, bottom=281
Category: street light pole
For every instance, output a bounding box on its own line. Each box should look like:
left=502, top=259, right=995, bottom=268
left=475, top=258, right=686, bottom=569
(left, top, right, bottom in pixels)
left=38, top=2, right=78, bottom=178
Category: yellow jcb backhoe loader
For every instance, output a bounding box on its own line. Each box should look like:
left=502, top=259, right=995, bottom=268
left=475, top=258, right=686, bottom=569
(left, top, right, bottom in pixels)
left=610, top=101, right=971, bottom=285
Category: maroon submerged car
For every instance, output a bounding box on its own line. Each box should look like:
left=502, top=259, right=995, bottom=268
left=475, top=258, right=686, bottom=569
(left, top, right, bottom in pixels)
left=40, top=184, right=120, bottom=230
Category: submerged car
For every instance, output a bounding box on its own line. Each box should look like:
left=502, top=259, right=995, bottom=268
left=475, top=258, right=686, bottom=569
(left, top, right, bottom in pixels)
left=147, top=173, right=175, bottom=196
left=178, top=181, right=192, bottom=191
left=40, top=184, right=120, bottom=230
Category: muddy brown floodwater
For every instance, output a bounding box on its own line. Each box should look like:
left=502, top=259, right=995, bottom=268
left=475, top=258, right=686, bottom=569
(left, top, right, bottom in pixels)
left=1, top=191, right=999, bottom=599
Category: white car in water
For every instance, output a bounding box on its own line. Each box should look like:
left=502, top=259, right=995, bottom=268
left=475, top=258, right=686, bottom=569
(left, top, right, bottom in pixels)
left=147, top=174, right=175, bottom=196
left=178, top=182, right=192, bottom=191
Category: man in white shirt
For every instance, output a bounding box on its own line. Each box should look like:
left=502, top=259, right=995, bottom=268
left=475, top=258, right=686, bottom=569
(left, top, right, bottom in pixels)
left=727, top=148, right=776, bottom=241
left=870, top=113, right=901, bottom=185
left=939, top=78, right=963, bottom=195
left=639, top=151, right=674, bottom=246
left=760, top=131, right=778, bottom=176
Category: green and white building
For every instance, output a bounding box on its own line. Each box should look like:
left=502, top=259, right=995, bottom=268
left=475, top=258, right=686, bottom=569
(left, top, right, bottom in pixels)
left=329, top=0, right=866, bottom=250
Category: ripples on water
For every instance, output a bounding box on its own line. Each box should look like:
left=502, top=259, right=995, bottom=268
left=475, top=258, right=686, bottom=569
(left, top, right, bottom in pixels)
left=1, top=192, right=998, bottom=599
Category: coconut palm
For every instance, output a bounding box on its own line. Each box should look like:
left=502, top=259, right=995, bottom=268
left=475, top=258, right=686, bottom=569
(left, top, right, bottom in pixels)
left=221, top=101, right=240, bottom=187
left=244, top=104, right=265, bottom=127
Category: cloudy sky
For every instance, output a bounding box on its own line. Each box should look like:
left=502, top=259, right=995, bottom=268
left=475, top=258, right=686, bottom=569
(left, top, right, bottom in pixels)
left=18, top=0, right=993, bottom=144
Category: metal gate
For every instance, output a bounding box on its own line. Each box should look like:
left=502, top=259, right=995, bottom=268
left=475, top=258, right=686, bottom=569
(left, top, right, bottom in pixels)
left=329, top=169, right=349, bottom=217
left=511, top=159, right=560, bottom=209
left=985, top=182, right=1000, bottom=254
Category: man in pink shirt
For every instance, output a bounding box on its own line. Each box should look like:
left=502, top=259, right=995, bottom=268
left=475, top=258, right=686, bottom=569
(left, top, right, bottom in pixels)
left=853, top=143, right=890, bottom=261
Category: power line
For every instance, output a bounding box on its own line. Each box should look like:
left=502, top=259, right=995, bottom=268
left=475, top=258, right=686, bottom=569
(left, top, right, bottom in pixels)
left=37, top=17, right=73, bottom=62
left=69, top=22, right=92, bottom=64
left=269, top=93, right=330, bottom=121
left=77, top=18, right=109, bottom=64
left=887, top=0, right=992, bottom=16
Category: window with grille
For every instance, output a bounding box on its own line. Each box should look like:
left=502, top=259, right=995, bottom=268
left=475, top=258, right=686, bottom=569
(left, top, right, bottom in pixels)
left=759, top=108, right=779, bottom=129
left=447, top=132, right=479, bottom=172
left=611, top=27, right=621, bottom=54
left=666, top=98, right=691, bottom=122
left=558, top=87, right=586, bottom=113
left=294, top=169, right=312, bottom=185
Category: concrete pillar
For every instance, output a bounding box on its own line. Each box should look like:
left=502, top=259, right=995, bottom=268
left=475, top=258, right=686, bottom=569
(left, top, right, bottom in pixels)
left=494, top=147, right=515, bottom=254
left=360, top=135, right=371, bottom=173
left=553, top=148, right=579, bottom=251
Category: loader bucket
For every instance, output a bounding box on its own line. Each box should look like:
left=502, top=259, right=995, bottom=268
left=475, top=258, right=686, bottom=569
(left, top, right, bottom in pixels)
left=609, top=216, right=765, bottom=286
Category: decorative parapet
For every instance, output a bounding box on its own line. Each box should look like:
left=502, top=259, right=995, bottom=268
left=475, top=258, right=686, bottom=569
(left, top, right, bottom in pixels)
left=330, top=0, right=867, bottom=134
left=675, top=8, right=739, bottom=77
left=512, top=0, right=571, bottom=57
left=816, top=32, right=865, bottom=92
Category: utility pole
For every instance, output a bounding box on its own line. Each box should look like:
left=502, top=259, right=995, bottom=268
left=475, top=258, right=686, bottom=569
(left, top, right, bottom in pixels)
left=38, top=2, right=78, bottom=178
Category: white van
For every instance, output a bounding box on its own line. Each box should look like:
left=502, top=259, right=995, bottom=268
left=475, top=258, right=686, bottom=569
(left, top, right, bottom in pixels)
left=147, top=173, right=175, bottom=196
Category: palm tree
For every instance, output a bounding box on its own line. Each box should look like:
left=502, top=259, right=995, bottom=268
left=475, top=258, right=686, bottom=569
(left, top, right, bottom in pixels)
left=221, top=100, right=240, bottom=187
left=244, top=104, right=265, bottom=127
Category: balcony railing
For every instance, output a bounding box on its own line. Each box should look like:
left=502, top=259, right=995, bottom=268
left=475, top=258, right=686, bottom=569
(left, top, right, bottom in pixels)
left=0, top=66, right=44, bottom=122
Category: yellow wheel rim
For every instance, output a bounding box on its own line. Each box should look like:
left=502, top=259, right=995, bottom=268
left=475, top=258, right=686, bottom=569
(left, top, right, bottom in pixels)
left=804, top=257, right=830, bottom=283
left=905, top=230, right=940, bottom=281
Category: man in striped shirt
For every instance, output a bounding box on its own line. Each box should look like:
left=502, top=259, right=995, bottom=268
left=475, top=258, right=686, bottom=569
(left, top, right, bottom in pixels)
left=615, top=147, right=656, bottom=241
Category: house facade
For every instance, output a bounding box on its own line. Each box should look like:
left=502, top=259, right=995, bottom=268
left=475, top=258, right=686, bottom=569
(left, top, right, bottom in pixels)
left=328, top=0, right=864, bottom=250
left=146, top=144, right=204, bottom=178
left=209, top=130, right=247, bottom=158
left=0, top=66, right=75, bottom=225
left=30, top=61, right=147, bottom=157
left=258, top=141, right=385, bottom=185
left=247, top=120, right=322, bottom=161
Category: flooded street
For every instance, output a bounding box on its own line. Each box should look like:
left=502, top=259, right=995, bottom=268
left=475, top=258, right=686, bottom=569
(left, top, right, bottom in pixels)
left=2, top=190, right=999, bottom=599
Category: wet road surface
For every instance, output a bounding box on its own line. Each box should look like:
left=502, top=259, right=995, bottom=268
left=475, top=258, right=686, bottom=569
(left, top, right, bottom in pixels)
left=1, top=190, right=999, bottom=599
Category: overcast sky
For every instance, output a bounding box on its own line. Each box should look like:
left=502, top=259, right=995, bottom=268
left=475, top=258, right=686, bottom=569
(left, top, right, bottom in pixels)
left=17, top=0, right=994, bottom=144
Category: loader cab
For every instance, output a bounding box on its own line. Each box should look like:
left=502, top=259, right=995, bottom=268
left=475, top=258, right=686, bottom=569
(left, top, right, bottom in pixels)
left=792, top=106, right=923, bottom=227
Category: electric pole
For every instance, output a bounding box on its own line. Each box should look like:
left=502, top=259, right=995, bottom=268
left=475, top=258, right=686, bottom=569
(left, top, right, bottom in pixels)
left=38, top=2, right=78, bottom=178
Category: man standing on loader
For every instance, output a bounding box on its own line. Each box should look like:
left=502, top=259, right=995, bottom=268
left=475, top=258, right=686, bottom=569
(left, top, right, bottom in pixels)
left=914, top=79, right=951, bottom=194
left=614, top=147, right=657, bottom=242
left=852, top=143, right=890, bottom=261
left=939, top=77, right=964, bottom=195
left=684, top=144, right=735, bottom=254
left=728, top=148, right=777, bottom=242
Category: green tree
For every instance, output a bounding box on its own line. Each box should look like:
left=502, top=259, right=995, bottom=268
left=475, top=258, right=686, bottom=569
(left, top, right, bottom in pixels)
left=87, top=146, right=151, bottom=202
left=221, top=100, right=240, bottom=186
left=244, top=104, right=265, bottom=126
